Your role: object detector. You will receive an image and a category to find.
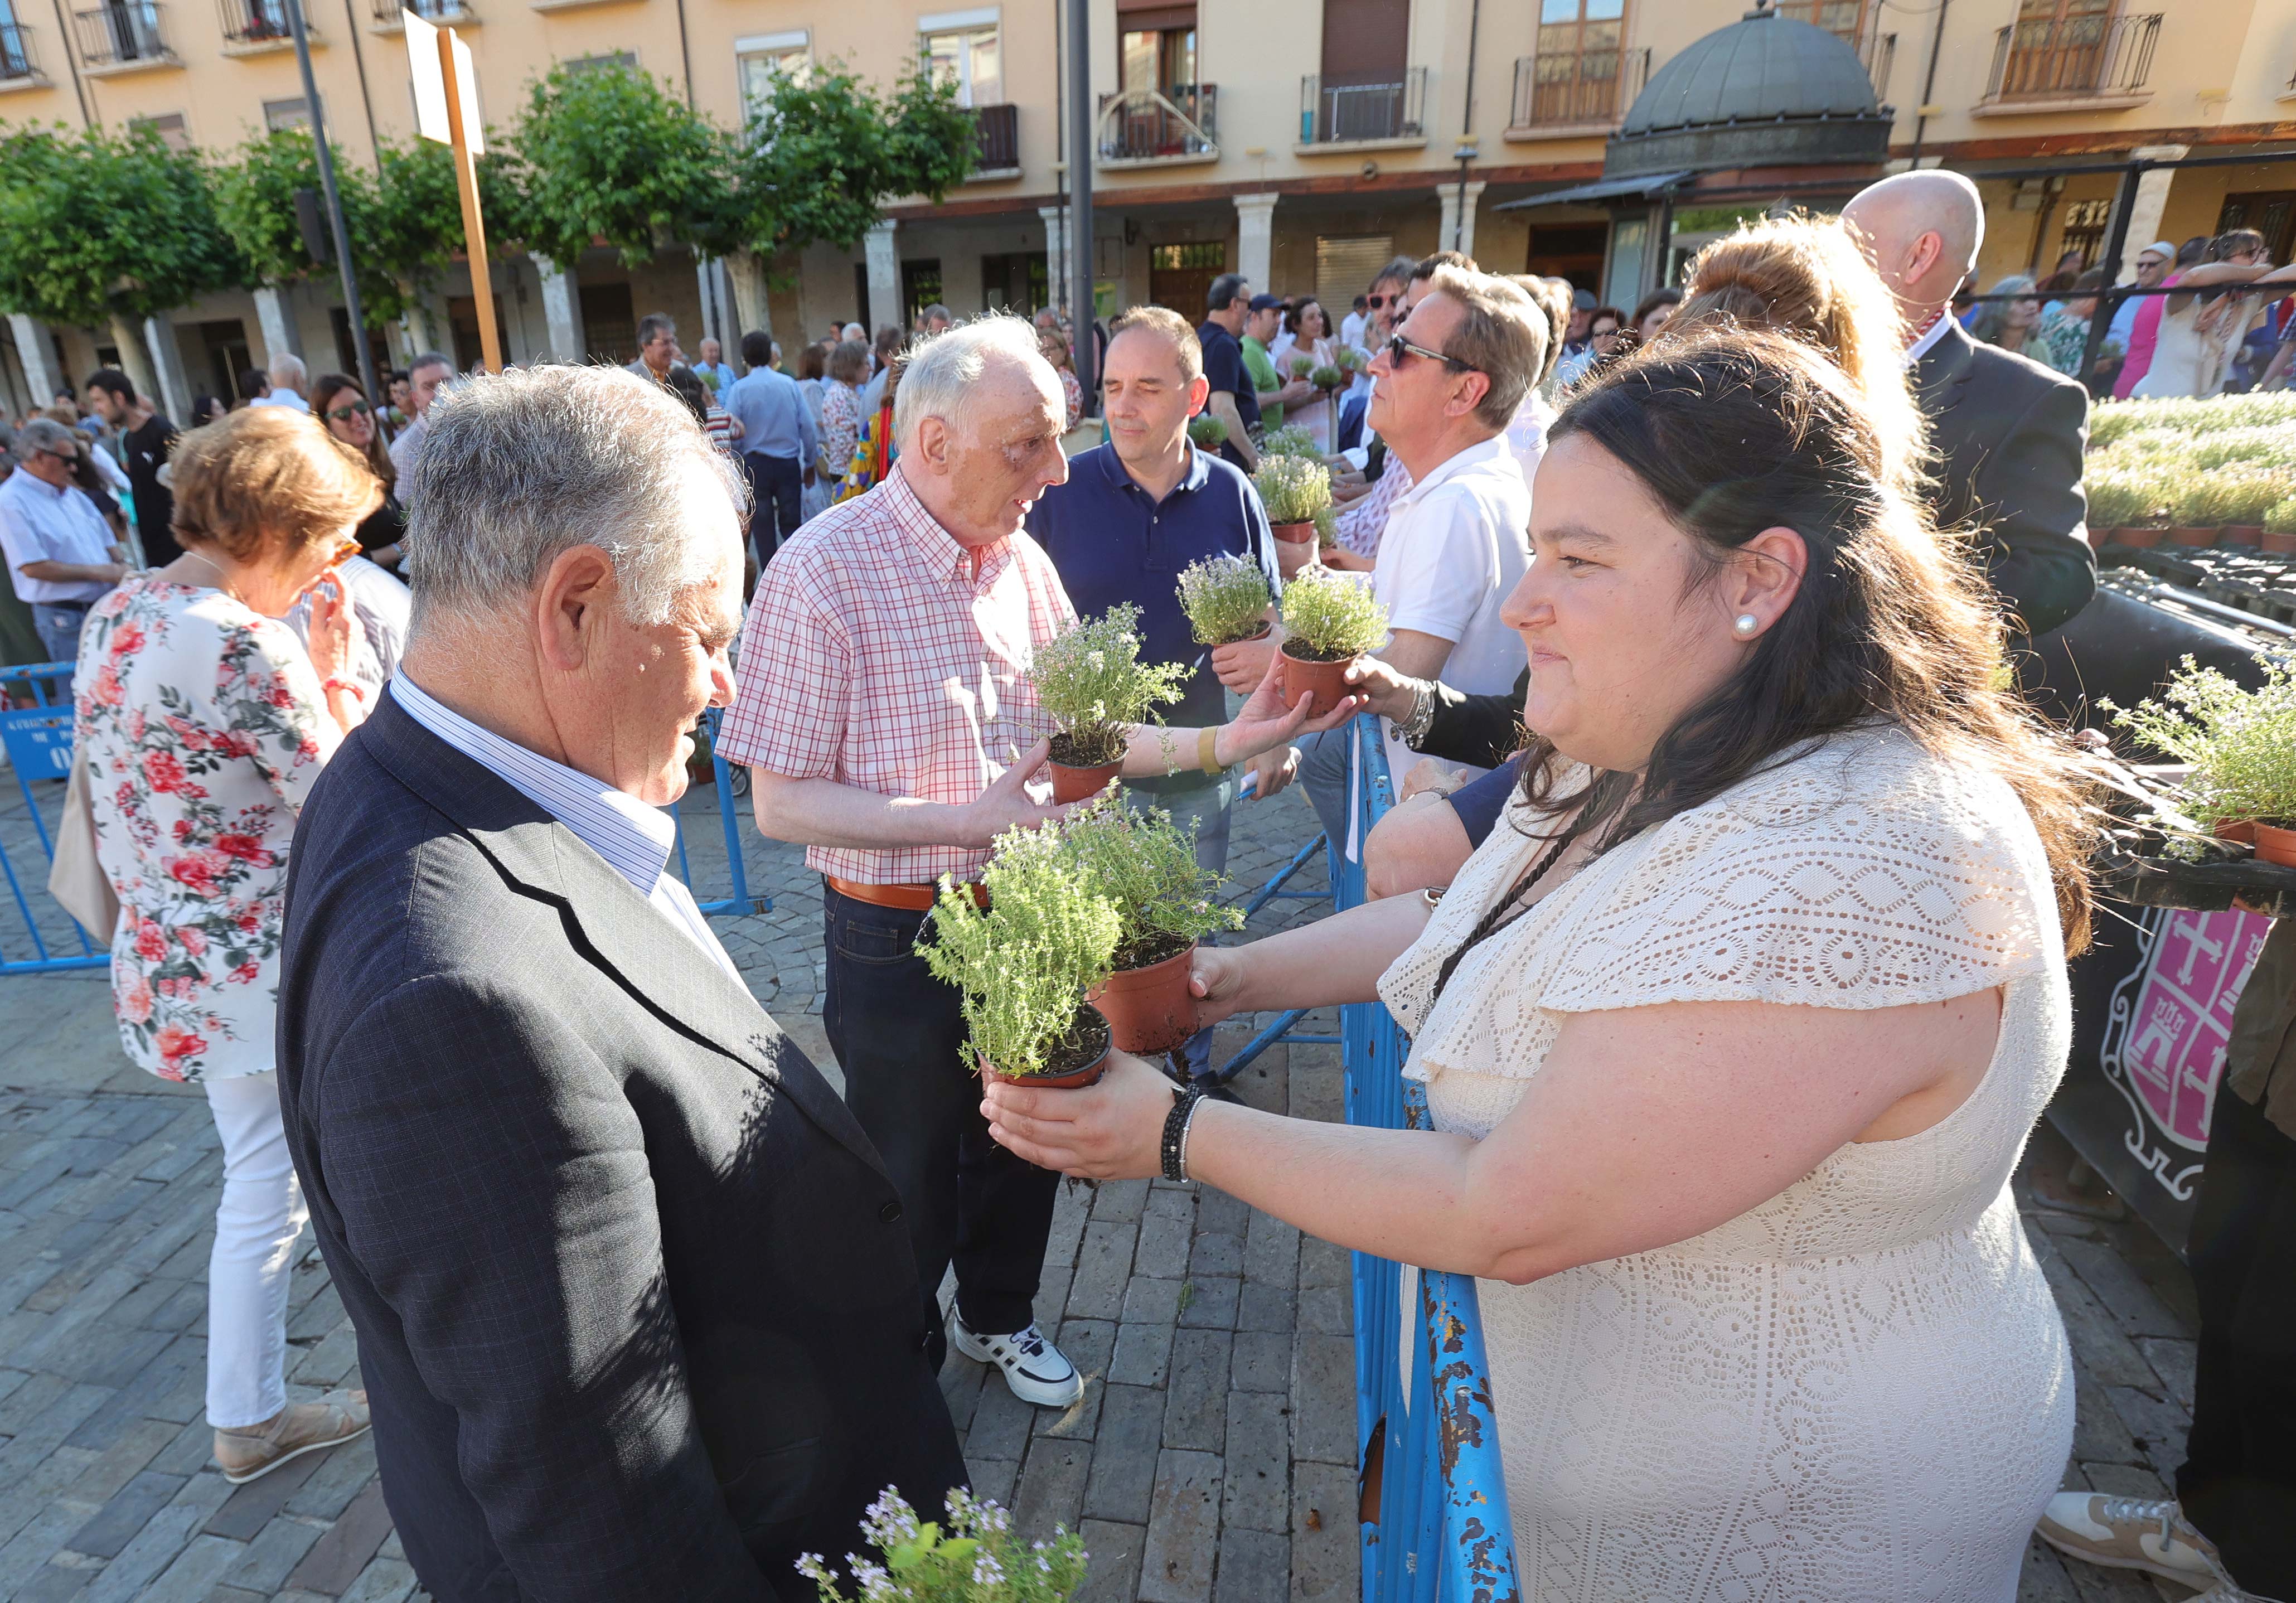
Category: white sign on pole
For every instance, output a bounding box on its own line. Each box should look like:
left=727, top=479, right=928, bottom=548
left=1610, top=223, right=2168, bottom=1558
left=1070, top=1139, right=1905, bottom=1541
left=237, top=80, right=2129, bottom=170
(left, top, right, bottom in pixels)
left=404, top=11, right=483, bottom=154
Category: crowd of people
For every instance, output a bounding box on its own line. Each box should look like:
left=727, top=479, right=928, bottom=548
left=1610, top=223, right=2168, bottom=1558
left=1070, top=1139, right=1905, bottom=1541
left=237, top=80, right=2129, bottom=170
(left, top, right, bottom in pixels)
left=6, top=162, right=2293, bottom=1603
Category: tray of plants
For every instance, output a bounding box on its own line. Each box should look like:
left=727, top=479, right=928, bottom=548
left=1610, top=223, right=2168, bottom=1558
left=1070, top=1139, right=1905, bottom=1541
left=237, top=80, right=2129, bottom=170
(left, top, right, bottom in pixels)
left=1028, top=604, right=1188, bottom=802
left=2097, top=653, right=2296, bottom=916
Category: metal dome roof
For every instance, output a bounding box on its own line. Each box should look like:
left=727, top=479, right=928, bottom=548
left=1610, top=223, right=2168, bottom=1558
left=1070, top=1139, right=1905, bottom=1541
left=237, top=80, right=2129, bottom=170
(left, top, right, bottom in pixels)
left=1605, top=3, right=1893, bottom=180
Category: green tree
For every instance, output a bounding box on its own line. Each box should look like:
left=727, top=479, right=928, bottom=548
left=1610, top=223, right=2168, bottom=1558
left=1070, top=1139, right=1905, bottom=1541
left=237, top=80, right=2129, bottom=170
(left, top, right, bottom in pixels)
left=0, top=123, right=240, bottom=399
left=511, top=61, right=726, bottom=272
left=705, top=62, right=976, bottom=335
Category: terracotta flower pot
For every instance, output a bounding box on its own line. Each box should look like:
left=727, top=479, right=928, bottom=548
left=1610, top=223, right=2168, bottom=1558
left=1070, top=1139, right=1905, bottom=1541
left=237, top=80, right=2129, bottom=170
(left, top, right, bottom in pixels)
left=1279, top=645, right=1356, bottom=719
left=2213, top=818, right=2258, bottom=845
left=1271, top=521, right=1317, bottom=545
left=2116, top=525, right=2164, bottom=549
left=2225, top=524, right=2265, bottom=548
left=2171, top=525, right=2219, bottom=548
left=1088, top=941, right=1199, bottom=1056
left=1050, top=759, right=1122, bottom=803
left=979, top=1012, right=1113, bottom=1089
left=2264, top=530, right=2296, bottom=556
left=2255, top=822, right=2296, bottom=868
left=1220, top=623, right=1271, bottom=646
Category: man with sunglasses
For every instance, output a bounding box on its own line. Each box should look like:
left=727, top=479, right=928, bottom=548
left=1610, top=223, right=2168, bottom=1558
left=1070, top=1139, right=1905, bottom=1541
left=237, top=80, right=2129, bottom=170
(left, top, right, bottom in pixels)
left=0, top=417, right=128, bottom=664
left=1338, top=256, right=1417, bottom=452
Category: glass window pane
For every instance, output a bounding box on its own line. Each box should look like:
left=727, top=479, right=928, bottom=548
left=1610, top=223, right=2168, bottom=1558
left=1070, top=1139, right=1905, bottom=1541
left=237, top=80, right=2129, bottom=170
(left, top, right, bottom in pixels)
left=970, top=28, right=1001, bottom=106
left=1585, top=0, right=1622, bottom=18
left=1540, top=0, right=1581, bottom=23
left=1122, top=30, right=1156, bottom=89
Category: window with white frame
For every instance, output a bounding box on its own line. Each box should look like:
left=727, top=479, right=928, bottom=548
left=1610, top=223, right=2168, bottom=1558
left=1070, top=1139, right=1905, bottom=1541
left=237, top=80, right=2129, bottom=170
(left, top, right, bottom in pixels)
left=737, top=30, right=810, bottom=125
left=919, top=8, right=999, bottom=108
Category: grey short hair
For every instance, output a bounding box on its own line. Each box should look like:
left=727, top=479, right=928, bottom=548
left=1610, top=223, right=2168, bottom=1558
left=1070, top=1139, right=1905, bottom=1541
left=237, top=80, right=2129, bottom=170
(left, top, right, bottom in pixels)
left=409, top=351, right=452, bottom=378
left=895, top=314, right=1052, bottom=450
left=405, top=365, right=745, bottom=629
left=17, top=418, right=76, bottom=457
left=268, top=351, right=306, bottom=390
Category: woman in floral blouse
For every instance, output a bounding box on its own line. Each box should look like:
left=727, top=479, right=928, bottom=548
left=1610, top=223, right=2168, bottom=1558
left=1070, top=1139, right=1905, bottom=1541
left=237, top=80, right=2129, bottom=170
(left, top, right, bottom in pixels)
left=76, top=405, right=380, bottom=1485
left=818, top=338, right=870, bottom=496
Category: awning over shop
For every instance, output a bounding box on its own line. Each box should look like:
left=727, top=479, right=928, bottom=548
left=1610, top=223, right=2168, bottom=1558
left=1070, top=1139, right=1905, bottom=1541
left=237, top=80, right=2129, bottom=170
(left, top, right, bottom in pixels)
left=1493, top=172, right=1695, bottom=211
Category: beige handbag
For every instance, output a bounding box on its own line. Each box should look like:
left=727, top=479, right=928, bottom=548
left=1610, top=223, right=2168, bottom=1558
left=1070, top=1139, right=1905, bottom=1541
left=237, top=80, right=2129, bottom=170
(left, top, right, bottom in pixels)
left=48, top=743, right=120, bottom=940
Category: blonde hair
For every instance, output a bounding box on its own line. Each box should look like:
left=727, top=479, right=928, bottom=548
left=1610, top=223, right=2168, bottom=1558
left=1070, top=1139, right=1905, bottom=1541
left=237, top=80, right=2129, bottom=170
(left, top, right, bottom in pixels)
left=170, top=406, right=382, bottom=562
left=1423, top=265, right=1547, bottom=428
left=1107, top=304, right=1203, bottom=381
left=1672, top=214, right=1927, bottom=495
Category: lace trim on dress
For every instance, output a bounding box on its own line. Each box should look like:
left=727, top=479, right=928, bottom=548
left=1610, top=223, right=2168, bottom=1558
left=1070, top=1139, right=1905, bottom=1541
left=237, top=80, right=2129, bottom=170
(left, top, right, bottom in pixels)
left=1378, top=724, right=2057, bottom=1085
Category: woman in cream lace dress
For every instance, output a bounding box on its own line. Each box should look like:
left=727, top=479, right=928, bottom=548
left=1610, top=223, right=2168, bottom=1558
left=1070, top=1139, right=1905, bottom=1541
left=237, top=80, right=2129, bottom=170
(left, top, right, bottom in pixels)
left=982, top=328, right=2097, bottom=1602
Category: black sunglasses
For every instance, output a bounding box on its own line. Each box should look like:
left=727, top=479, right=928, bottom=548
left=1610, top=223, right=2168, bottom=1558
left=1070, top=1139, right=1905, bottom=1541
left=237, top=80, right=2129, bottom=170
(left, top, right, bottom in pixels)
left=325, top=399, right=371, bottom=422
left=1383, top=333, right=1478, bottom=374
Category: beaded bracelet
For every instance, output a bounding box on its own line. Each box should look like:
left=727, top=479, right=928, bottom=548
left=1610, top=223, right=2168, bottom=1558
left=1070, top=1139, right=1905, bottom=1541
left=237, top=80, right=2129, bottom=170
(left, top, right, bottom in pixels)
left=1160, top=1084, right=1204, bottom=1183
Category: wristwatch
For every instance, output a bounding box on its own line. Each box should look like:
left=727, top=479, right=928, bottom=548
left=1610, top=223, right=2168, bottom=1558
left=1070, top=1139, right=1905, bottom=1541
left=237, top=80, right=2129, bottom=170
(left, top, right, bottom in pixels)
left=1396, top=680, right=1437, bottom=750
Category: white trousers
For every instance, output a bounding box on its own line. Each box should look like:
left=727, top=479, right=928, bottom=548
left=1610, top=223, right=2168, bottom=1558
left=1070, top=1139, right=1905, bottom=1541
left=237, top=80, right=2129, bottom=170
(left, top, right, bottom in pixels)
left=203, top=1073, right=310, bottom=1430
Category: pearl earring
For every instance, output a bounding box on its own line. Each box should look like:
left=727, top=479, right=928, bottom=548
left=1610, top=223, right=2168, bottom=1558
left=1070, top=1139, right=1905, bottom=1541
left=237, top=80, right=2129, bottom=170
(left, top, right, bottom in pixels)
left=1733, top=614, right=1760, bottom=638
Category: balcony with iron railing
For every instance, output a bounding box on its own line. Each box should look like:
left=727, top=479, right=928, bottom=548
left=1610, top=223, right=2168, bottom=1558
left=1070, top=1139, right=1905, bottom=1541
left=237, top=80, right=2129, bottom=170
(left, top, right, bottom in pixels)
left=1097, top=83, right=1217, bottom=167
left=71, top=1, right=176, bottom=71
left=967, top=103, right=1019, bottom=178
left=217, top=0, right=307, bottom=51
left=0, top=21, right=45, bottom=86
left=1977, top=11, right=2159, bottom=114
left=1507, top=45, right=1647, bottom=138
left=1298, top=66, right=1426, bottom=149
left=369, top=0, right=477, bottom=30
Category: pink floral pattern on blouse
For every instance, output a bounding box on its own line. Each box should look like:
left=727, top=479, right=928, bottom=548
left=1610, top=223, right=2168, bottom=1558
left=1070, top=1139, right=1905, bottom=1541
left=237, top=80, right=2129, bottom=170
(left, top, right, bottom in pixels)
left=74, top=575, right=338, bottom=1082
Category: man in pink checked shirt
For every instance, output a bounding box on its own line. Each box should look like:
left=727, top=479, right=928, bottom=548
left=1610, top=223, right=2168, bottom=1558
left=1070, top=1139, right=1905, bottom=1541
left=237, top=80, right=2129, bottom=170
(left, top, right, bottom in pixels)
left=716, top=315, right=1358, bottom=1405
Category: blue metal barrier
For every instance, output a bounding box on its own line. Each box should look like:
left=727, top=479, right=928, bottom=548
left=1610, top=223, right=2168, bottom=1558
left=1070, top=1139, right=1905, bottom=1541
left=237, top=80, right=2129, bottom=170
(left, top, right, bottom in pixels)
left=1331, top=713, right=1519, bottom=1602
left=668, top=706, right=772, bottom=918
left=0, top=663, right=106, bottom=974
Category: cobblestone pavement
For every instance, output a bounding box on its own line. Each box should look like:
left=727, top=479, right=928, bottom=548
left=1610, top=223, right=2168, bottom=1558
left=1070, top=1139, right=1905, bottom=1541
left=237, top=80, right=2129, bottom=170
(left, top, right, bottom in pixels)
left=0, top=766, right=2228, bottom=1602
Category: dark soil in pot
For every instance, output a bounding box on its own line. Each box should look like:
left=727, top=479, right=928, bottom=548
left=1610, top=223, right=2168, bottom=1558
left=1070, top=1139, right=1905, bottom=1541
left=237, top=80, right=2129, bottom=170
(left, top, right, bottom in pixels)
left=981, top=1006, right=1113, bottom=1089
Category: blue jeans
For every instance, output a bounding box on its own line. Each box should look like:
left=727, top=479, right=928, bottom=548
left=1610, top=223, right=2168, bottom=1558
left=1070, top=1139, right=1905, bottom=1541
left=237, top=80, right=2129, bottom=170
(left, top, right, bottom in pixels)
left=822, top=884, right=1058, bottom=1359
left=31, top=601, right=90, bottom=666
left=1296, top=724, right=1355, bottom=859
left=1125, top=772, right=1234, bottom=1079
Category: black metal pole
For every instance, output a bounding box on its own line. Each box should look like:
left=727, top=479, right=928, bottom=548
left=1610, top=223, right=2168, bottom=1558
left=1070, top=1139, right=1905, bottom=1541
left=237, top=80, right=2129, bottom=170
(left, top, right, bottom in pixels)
left=286, top=0, right=377, bottom=404
left=2080, top=159, right=2145, bottom=388
left=1065, top=0, right=1093, bottom=408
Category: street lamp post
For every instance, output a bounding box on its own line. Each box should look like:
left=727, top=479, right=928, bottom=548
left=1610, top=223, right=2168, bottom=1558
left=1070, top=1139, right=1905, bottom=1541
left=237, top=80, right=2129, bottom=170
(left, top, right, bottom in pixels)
left=284, top=0, right=378, bottom=403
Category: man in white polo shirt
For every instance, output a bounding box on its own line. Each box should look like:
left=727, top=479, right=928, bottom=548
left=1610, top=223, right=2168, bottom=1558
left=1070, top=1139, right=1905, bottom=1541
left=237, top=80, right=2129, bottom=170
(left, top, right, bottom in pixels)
left=0, top=417, right=128, bottom=663
left=1293, top=265, right=1539, bottom=848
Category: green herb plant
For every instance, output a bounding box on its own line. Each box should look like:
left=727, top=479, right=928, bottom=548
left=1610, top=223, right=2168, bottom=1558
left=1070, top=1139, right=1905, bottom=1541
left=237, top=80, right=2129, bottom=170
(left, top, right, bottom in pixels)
left=1279, top=566, right=1390, bottom=663
left=2104, top=655, right=2296, bottom=829
left=1290, top=353, right=1316, bottom=379
left=1186, top=413, right=1228, bottom=449
left=797, top=1484, right=1088, bottom=1601
left=1175, top=554, right=1272, bottom=646
left=1254, top=453, right=1333, bottom=527
left=1311, top=363, right=1345, bottom=390
left=919, top=824, right=1119, bottom=1079
left=1257, top=424, right=1320, bottom=462
left=2267, top=496, right=2296, bottom=537
left=1028, top=603, right=1186, bottom=767
left=1059, top=797, right=1242, bottom=969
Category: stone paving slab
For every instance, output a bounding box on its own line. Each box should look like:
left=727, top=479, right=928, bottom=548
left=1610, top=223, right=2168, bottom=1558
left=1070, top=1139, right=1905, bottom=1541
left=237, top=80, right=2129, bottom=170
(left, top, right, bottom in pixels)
left=0, top=769, right=2227, bottom=1602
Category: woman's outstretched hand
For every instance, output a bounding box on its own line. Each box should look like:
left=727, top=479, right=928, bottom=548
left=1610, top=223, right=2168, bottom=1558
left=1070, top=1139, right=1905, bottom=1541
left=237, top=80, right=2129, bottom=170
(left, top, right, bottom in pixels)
left=981, top=1049, right=1174, bottom=1180
left=1216, top=651, right=1364, bottom=766
left=1187, top=945, right=1249, bottom=1031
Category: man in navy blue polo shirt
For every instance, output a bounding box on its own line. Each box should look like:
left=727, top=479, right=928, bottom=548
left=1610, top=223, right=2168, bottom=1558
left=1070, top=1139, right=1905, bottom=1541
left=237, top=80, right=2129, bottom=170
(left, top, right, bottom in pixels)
left=1028, top=304, right=1284, bottom=1081
left=1196, top=274, right=1261, bottom=474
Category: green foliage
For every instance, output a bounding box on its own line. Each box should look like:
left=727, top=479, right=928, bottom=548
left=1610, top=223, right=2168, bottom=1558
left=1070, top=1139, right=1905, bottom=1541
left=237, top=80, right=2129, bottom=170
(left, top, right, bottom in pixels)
left=919, top=826, right=1118, bottom=1079
left=1256, top=424, right=1320, bottom=462
left=1311, top=363, right=1345, bottom=390
left=1057, top=798, right=1241, bottom=967
left=2088, top=392, right=2296, bottom=449
left=1253, top=452, right=1333, bottom=525
left=1186, top=414, right=1228, bottom=448
left=212, top=129, right=347, bottom=288
left=2082, top=466, right=2166, bottom=530
left=1174, top=553, right=1271, bottom=646
left=797, top=1484, right=1088, bottom=1601
left=1280, top=567, right=1389, bottom=661
left=1314, top=505, right=1338, bottom=548
left=513, top=60, right=727, bottom=268
left=2104, top=655, right=2296, bottom=827
left=2268, top=496, right=2296, bottom=536
left=2220, top=468, right=2296, bottom=526
left=0, top=124, right=240, bottom=327
left=1289, top=353, right=1316, bottom=378
left=1029, top=603, right=1186, bottom=764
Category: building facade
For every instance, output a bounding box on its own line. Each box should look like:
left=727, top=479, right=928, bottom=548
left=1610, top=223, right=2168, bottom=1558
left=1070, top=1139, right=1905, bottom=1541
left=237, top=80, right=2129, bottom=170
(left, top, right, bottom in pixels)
left=0, top=0, right=2291, bottom=414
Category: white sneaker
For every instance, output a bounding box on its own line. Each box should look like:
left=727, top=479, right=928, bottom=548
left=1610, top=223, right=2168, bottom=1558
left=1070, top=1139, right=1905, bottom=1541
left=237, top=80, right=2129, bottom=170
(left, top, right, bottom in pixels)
left=949, top=1312, right=1083, bottom=1408
left=2035, top=1493, right=2221, bottom=1586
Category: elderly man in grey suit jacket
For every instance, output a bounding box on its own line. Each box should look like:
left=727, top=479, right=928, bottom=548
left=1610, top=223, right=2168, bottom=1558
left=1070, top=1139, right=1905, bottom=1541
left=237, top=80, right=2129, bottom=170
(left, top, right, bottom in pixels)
left=275, top=364, right=962, bottom=1602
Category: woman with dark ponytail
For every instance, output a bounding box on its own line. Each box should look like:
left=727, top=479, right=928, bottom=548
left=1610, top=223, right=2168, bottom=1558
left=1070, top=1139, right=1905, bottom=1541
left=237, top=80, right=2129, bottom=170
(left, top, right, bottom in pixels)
left=980, top=327, right=2095, bottom=1601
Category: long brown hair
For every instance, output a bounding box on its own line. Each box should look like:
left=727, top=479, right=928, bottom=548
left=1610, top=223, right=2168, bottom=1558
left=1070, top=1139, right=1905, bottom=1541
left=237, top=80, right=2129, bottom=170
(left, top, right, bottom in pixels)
left=309, top=372, right=395, bottom=495
left=1517, top=328, right=2096, bottom=952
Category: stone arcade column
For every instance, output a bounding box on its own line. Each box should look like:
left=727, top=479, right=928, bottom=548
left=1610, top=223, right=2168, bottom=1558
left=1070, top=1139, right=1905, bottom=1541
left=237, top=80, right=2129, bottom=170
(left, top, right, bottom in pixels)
left=252, top=287, right=300, bottom=364
left=534, top=258, right=583, bottom=361
left=1233, top=192, right=1278, bottom=293
left=1436, top=180, right=1486, bottom=263
left=2117, top=144, right=2190, bottom=282
left=864, top=220, right=900, bottom=333
left=141, top=316, right=192, bottom=421
left=1038, top=205, right=1070, bottom=314
left=8, top=313, right=58, bottom=405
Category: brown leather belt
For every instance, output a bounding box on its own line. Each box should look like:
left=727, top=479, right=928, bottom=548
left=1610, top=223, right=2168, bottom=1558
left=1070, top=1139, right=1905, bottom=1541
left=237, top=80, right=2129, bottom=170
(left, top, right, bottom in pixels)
left=825, top=875, right=987, bottom=912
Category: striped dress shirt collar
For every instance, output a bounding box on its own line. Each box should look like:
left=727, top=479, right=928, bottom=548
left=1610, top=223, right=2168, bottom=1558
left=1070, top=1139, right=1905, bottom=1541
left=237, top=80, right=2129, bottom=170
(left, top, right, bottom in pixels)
left=388, top=675, right=677, bottom=897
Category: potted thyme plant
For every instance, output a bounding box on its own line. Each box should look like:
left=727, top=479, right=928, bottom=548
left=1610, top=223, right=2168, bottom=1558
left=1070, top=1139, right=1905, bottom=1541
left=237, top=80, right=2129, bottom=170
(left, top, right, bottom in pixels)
left=1061, top=798, right=1243, bottom=1055
left=1176, top=553, right=1273, bottom=647
left=2105, top=655, right=2296, bottom=862
left=919, top=824, right=1121, bottom=1087
left=1254, top=453, right=1333, bottom=551
left=1186, top=413, right=1228, bottom=451
left=797, top=1484, right=1088, bottom=1601
left=1277, top=566, right=1388, bottom=718
left=2266, top=494, right=2296, bottom=556
left=1257, top=424, right=1320, bottom=462
left=1028, top=604, right=1188, bottom=802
